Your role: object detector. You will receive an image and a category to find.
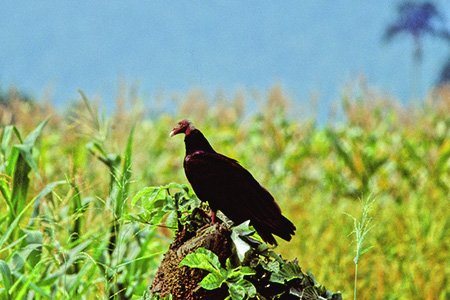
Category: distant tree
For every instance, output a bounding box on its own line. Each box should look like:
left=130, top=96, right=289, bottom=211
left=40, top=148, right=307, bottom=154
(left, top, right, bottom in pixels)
left=0, top=86, right=33, bottom=106
left=438, top=57, right=450, bottom=85
left=384, top=2, right=450, bottom=62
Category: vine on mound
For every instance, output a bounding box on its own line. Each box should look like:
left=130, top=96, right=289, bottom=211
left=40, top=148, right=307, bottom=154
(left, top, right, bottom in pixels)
left=130, top=183, right=342, bottom=300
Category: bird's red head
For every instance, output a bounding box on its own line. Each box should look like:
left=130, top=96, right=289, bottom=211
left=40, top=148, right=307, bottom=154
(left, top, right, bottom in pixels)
left=170, top=120, right=195, bottom=137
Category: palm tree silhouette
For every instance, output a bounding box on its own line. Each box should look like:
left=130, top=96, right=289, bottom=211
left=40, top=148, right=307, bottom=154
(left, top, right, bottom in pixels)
left=438, top=58, right=450, bottom=85
left=384, top=2, right=450, bottom=97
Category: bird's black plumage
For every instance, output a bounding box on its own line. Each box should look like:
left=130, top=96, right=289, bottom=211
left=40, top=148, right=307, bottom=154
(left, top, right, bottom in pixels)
left=170, top=120, right=296, bottom=245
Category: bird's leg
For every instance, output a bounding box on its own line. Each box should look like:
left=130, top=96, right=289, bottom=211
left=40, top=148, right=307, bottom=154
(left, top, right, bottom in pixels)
left=210, top=209, right=216, bottom=225
left=196, top=209, right=217, bottom=233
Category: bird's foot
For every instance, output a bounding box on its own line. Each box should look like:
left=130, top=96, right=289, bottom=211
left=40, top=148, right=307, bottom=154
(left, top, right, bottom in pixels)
left=196, top=209, right=218, bottom=233
left=197, top=222, right=214, bottom=233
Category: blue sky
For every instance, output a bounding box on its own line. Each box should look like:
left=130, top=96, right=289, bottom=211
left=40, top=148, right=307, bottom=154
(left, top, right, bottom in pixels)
left=1, top=1, right=450, bottom=119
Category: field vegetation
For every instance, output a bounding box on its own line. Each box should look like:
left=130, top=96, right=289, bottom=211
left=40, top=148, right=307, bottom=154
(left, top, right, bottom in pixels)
left=1, top=82, right=449, bottom=299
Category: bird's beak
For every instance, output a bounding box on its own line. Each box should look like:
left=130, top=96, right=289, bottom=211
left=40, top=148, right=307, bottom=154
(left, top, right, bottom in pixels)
left=170, top=126, right=180, bottom=137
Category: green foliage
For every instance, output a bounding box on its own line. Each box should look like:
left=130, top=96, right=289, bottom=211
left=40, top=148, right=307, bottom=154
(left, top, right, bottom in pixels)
left=129, top=183, right=200, bottom=231
left=179, top=242, right=342, bottom=300
left=140, top=291, right=173, bottom=300
left=0, top=95, right=166, bottom=299
left=0, top=119, right=48, bottom=242
left=1, top=83, right=450, bottom=299
left=346, top=196, right=375, bottom=300
left=180, top=248, right=256, bottom=300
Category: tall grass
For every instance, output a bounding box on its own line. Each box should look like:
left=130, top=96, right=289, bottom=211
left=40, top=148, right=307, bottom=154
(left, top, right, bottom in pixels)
left=1, top=81, right=450, bottom=299
left=346, top=197, right=375, bottom=300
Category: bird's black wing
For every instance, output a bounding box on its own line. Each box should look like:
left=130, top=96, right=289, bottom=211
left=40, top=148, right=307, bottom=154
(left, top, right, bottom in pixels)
left=184, top=150, right=295, bottom=244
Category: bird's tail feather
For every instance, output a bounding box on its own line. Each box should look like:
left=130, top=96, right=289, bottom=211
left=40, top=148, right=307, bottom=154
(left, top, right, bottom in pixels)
left=254, top=215, right=296, bottom=245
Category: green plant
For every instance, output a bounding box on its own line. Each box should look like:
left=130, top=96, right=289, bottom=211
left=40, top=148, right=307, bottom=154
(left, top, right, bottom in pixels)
left=346, top=196, right=375, bottom=300
left=180, top=248, right=256, bottom=300
left=129, top=183, right=200, bottom=232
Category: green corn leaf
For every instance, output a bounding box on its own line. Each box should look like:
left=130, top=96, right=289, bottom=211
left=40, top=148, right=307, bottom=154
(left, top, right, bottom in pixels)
left=4, top=146, right=18, bottom=180
left=0, top=260, right=13, bottom=294
left=1, top=125, right=15, bottom=158
left=0, top=235, right=27, bottom=256
left=0, top=188, right=47, bottom=249
left=9, top=148, right=31, bottom=219
left=12, top=269, right=52, bottom=299
left=12, top=242, right=43, bottom=271
left=66, top=260, right=97, bottom=296
left=115, top=125, right=134, bottom=218
left=327, top=130, right=358, bottom=176
left=39, top=239, right=92, bottom=285
left=28, top=180, right=66, bottom=228
left=17, top=118, right=49, bottom=179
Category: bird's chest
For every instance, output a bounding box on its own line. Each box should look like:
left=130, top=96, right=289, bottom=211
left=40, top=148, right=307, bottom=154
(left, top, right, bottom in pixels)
left=183, top=152, right=212, bottom=187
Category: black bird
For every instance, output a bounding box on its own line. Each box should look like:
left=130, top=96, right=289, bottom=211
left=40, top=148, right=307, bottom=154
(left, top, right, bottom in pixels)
left=170, top=119, right=296, bottom=245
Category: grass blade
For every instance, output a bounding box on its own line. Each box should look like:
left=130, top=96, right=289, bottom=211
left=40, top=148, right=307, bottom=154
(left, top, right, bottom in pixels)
left=0, top=260, right=13, bottom=300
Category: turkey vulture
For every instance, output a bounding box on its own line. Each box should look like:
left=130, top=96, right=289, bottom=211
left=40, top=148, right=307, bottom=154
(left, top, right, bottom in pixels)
left=170, top=119, right=296, bottom=245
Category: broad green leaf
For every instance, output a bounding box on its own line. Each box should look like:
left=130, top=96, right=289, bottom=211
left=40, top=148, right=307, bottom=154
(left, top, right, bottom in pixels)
left=165, top=210, right=178, bottom=229
left=228, top=283, right=246, bottom=300
left=239, top=267, right=256, bottom=276
left=179, top=247, right=222, bottom=274
left=161, top=182, right=189, bottom=191
left=13, top=242, right=43, bottom=271
left=263, top=260, right=280, bottom=273
left=226, top=269, right=243, bottom=283
left=198, top=272, right=225, bottom=290
left=270, top=262, right=304, bottom=284
left=132, top=187, right=163, bottom=206
left=236, top=279, right=256, bottom=297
